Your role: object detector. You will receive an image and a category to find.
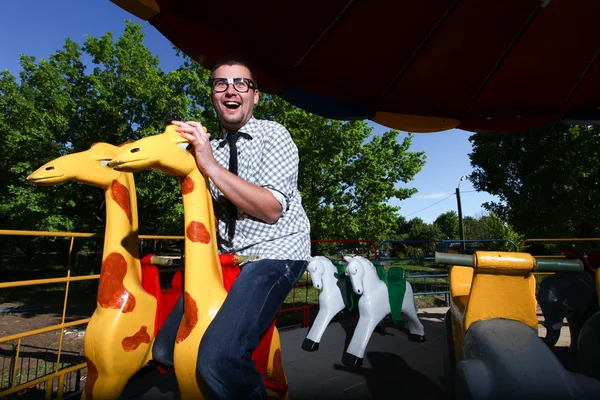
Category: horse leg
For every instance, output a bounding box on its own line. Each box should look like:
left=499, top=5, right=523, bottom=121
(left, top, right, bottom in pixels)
left=566, top=312, right=584, bottom=352
left=538, top=300, right=563, bottom=347
left=343, top=294, right=389, bottom=368
left=343, top=314, right=380, bottom=367
left=303, top=305, right=342, bottom=351
left=403, top=284, right=426, bottom=342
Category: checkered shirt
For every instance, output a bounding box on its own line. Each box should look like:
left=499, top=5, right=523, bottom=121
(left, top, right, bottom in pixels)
left=209, top=117, right=311, bottom=261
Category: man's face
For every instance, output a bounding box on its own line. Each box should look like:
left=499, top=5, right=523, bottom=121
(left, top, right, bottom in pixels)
left=211, top=64, right=259, bottom=132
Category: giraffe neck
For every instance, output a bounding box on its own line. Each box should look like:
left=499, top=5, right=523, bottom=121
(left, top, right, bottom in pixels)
left=101, top=173, right=141, bottom=282
left=181, top=169, right=223, bottom=291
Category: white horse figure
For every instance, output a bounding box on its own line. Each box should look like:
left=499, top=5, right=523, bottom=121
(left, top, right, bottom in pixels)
left=302, top=256, right=347, bottom=351
left=343, top=255, right=426, bottom=366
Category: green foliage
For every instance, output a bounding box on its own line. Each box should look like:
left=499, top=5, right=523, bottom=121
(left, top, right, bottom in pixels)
left=469, top=124, right=600, bottom=238
left=1, top=21, right=426, bottom=249
left=0, top=22, right=214, bottom=237
left=463, top=213, right=521, bottom=251
left=434, top=210, right=459, bottom=239
left=254, top=95, right=425, bottom=242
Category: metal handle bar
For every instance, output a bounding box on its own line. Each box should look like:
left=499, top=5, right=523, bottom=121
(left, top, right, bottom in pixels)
left=149, top=255, right=174, bottom=267
left=434, top=251, right=584, bottom=272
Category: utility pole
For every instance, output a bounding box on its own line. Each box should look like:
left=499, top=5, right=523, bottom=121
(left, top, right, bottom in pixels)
left=457, top=176, right=467, bottom=250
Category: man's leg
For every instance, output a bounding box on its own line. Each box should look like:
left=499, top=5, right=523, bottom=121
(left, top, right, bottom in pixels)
left=197, top=259, right=307, bottom=399
left=152, top=294, right=184, bottom=368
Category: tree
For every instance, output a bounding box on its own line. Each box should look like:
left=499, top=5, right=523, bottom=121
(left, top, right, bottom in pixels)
left=463, top=213, right=522, bottom=251
left=254, top=96, right=426, bottom=242
left=0, top=22, right=208, bottom=239
left=469, top=124, right=600, bottom=238
left=401, top=217, right=443, bottom=260
left=1, top=21, right=426, bottom=250
left=434, top=210, right=459, bottom=239
left=394, top=214, right=410, bottom=237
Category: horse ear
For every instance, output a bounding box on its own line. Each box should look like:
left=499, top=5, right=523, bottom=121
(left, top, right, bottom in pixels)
left=343, top=255, right=353, bottom=263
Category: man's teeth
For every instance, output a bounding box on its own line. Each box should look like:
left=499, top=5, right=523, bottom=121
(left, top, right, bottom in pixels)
left=225, top=102, right=240, bottom=109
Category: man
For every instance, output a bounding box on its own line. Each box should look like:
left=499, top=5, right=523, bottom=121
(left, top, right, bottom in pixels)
left=153, top=55, right=311, bottom=399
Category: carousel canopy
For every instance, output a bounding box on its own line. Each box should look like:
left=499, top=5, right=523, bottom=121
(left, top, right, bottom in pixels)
left=111, top=0, right=600, bottom=133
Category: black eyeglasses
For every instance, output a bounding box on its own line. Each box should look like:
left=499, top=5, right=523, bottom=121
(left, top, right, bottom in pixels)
left=211, top=78, right=257, bottom=93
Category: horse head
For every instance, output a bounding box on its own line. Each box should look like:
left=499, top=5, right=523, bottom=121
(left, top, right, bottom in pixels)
left=307, top=256, right=325, bottom=290
left=344, top=255, right=365, bottom=295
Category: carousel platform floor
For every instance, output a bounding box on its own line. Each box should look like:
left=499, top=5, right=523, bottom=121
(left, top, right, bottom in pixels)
left=281, top=308, right=447, bottom=400
left=120, top=306, right=571, bottom=400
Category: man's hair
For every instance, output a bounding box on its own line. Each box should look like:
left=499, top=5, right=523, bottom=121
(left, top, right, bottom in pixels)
left=210, top=55, right=258, bottom=88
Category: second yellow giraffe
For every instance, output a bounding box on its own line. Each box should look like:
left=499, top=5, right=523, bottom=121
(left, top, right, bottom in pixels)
left=27, top=143, right=157, bottom=400
left=109, top=125, right=288, bottom=399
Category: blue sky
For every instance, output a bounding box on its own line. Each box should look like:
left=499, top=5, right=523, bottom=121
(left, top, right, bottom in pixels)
left=2, top=0, right=499, bottom=224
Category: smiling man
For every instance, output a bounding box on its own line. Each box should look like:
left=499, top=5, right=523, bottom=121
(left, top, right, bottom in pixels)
left=153, top=55, right=311, bottom=399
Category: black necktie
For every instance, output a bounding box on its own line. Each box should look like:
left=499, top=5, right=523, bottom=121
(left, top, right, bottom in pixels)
left=224, top=132, right=251, bottom=240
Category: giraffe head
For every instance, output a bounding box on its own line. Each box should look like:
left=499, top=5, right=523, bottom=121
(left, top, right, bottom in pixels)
left=109, top=125, right=196, bottom=177
left=27, top=143, right=123, bottom=189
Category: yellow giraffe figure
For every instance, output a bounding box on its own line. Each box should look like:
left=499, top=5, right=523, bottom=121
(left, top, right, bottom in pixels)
left=109, top=125, right=288, bottom=399
left=27, top=143, right=157, bottom=400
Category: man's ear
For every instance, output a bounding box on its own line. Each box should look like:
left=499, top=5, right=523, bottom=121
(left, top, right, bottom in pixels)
left=254, top=89, right=259, bottom=105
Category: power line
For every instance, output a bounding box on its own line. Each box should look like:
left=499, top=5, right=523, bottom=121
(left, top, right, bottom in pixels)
left=404, top=193, right=455, bottom=217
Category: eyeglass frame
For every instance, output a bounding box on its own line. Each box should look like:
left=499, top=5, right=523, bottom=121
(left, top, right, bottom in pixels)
left=211, top=77, right=257, bottom=93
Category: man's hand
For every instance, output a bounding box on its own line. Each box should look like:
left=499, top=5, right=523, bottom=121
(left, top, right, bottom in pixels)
left=172, top=120, right=282, bottom=224
left=172, top=120, right=218, bottom=175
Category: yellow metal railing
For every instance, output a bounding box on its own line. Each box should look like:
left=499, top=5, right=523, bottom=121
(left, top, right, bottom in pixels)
left=0, top=229, right=184, bottom=399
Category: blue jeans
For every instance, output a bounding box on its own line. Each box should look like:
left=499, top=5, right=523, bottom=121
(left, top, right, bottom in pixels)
left=152, top=259, right=307, bottom=399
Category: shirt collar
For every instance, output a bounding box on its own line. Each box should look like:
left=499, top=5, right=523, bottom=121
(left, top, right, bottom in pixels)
left=219, top=116, right=257, bottom=140
left=217, top=117, right=256, bottom=148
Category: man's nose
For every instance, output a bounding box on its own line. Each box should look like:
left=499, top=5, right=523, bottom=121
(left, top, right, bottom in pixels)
left=225, top=83, right=237, bottom=95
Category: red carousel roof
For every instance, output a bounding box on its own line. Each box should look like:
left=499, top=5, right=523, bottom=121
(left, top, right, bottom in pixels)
left=111, top=0, right=600, bottom=133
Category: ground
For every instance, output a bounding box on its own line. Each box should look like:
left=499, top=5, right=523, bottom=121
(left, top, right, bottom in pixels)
left=0, top=299, right=577, bottom=399
left=0, top=301, right=91, bottom=397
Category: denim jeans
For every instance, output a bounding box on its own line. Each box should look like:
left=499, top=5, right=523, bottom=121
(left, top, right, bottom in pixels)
left=152, top=258, right=308, bottom=399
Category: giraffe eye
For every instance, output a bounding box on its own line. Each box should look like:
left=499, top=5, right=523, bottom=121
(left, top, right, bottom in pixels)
left=178, top=142, right=193, bottom=152
left=100, top=160, right=110, bottom=167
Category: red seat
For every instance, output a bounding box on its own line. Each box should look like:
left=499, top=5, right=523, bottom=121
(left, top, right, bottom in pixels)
left=140, top=254, right=184, bottom=336
left=140, top=254, right=285, bottom=395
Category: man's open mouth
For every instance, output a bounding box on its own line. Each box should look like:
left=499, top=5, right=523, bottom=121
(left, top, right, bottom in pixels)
left=224, top=101, right=240, bottom=109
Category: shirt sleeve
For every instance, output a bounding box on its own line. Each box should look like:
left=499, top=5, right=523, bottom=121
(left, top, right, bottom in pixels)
left=257, top=123, right=299, bottom=215
left=265, top=188, right=288, bottom=216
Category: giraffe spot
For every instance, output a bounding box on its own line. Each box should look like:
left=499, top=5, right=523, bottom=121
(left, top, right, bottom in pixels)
left=122, top=326, right=151, bottom=351
left=84, top=356, right=98, bottom=400
left=181, top=176, right=195, bottom=194
left=186, top=221, right=211, bottom=243
left=98, top=252, right=136, bottom=313
left=269, top=349, right=287, bottom=385
left=110, top=180, right=132, bottom=225
left=176, top=292, right=198, bottom=343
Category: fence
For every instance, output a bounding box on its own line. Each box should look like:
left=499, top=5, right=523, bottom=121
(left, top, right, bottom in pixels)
left=0, top=229, right=329, bottom=399
left=378, top=239, right=518, bottom=262
left=0, top=342, right=84, bottom=397
left=0, top=231, right=540, bottom=398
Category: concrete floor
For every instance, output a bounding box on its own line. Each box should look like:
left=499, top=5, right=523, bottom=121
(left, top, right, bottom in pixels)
left=121, top=306, right=577, bottom=400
